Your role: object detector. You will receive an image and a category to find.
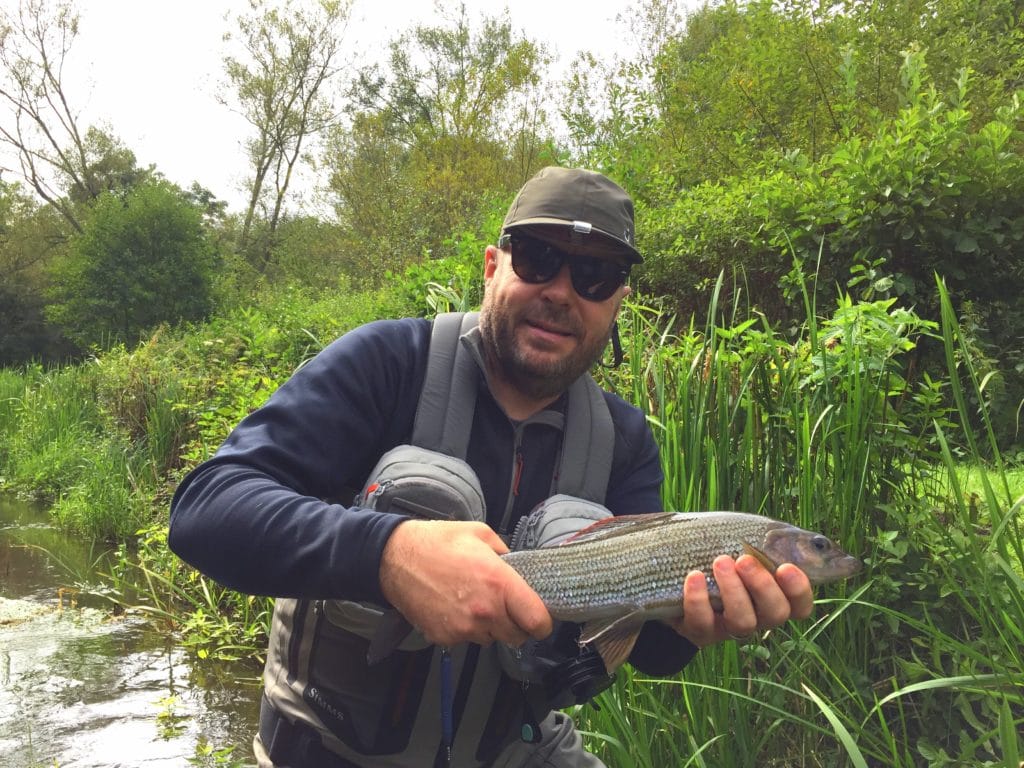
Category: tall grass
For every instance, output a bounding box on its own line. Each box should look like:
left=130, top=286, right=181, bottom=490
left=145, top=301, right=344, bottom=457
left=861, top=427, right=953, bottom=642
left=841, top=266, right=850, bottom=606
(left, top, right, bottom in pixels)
left=1, top=364, right=103, bottom=496
left=0, top=284, right=401, bottom=541
left=0, top=367, right=30, bottom=469
left=587, top=278, right=1023, bottom=766
left=0, top=358, right=168, bottom=538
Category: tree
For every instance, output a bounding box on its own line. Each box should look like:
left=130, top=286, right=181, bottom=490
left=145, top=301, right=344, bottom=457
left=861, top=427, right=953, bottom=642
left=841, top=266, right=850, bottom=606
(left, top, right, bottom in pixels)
left=48, top=181, right=216, bottom=348
left=583, top=0, right=1024, bottom=201
left=322, top=111, right=424, bottom=279
left=0, top=178, right=75, bottom=362
left=0, top=0, right=149, bottom=231
left=325, top=5, right=554, bottom=278
left=560, top=0, right=684, bottom=189
left=263, top=214, right=350, bottom=288
left=222, top=0, right=351, bottom=270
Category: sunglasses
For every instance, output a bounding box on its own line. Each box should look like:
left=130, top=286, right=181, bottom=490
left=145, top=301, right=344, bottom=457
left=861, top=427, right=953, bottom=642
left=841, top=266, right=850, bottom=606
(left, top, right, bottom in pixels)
left=499, top=233, right=630, bottom=302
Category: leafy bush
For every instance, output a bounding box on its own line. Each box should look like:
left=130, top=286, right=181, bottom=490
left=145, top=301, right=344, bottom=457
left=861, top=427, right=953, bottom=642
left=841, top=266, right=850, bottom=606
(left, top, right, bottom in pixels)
left=47, top=181, right=217, bottom=349
left=638, top=55, right=1024, bottom=447
left=384, top=197, right=503, bottom=317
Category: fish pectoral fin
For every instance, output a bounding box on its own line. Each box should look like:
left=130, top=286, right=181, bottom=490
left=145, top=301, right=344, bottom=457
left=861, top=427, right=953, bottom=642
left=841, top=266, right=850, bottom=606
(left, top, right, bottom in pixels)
left=741, top=540, right=778, bottom=573
left=580, top=611, right=646, bottom=675
left=366, top=609, right=414, bottom=665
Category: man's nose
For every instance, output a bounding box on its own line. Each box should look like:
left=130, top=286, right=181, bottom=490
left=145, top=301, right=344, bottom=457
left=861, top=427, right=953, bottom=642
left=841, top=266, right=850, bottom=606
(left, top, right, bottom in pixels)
left=539, top=263, right=574, bottom=302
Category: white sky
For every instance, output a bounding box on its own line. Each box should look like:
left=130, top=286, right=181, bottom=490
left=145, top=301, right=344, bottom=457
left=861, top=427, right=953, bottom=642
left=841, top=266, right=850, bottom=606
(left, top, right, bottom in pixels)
left=42, top=0, right=668, bottom=213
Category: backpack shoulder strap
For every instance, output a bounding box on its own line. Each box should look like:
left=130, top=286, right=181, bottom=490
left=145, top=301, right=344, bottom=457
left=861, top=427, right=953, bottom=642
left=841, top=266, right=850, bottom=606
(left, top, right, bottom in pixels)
left=556, top=374, right=614, bottom=502
left=411, top=312, right=479, bottom=458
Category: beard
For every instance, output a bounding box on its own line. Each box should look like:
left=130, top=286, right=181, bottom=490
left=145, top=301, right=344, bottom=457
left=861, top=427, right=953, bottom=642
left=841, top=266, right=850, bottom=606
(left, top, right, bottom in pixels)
left=479, top=296, right=614, bottom=402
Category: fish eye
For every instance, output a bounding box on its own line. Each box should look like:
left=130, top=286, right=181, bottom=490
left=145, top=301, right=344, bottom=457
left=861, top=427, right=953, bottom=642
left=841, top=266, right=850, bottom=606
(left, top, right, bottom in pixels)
left=811, top=535, right=831, bottom=552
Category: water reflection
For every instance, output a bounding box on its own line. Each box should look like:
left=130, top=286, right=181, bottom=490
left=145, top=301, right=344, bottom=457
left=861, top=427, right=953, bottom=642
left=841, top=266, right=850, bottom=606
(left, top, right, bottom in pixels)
left=1, top=494, right=260, bottom=767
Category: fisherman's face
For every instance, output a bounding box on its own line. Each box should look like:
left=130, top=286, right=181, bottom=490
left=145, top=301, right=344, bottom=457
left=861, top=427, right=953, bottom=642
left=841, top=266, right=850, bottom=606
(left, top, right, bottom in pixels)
left=480, top=228, right=630, bottom=403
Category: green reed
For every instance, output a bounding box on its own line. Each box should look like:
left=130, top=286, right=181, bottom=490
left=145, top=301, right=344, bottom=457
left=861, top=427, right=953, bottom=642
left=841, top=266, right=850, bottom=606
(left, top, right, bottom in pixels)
left=0, top=364, right=104, bottom=496
left=587, top=278, right=1023, bottom=766
left=0, top=367, right=29, bottom=467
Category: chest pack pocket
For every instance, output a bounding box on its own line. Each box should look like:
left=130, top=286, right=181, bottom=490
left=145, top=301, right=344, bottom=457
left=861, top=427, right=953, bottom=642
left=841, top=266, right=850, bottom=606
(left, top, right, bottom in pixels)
left=355, top=445, right=485, bottom=522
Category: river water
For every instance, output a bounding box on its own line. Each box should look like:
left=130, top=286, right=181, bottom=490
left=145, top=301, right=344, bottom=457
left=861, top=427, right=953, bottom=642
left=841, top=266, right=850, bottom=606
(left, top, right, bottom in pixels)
left=0, top=493, right=260, bottom=767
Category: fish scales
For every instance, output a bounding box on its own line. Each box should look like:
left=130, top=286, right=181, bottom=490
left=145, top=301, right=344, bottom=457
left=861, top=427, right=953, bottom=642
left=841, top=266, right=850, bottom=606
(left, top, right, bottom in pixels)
left=502, top=512, right=783, bottom=622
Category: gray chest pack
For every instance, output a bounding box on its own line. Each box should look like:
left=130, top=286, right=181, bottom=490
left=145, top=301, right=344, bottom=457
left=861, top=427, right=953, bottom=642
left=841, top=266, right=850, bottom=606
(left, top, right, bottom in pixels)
left=261, top=312, right=620, bottom=767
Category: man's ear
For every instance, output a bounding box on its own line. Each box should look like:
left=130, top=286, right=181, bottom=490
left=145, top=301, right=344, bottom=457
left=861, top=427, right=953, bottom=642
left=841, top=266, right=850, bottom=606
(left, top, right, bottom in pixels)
left=612, top=285, right=632, bottom=316
left=484, top=245, right=499, bottom=280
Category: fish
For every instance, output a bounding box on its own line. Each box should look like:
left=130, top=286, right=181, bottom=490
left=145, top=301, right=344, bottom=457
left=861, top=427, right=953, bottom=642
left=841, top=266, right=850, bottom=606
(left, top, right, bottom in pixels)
left=366, top=511, right=862, bottom=670
left=500, top=511, right=863, bottom=673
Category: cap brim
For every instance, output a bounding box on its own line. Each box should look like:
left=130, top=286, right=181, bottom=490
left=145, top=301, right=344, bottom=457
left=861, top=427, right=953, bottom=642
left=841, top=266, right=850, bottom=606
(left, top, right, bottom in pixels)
left=504, top=219, right=643, bottom=264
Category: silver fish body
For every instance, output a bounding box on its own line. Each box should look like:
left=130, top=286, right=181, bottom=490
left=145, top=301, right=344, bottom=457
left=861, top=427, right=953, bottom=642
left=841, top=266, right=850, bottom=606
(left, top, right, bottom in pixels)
left=500, top=511, right=862, bottom=671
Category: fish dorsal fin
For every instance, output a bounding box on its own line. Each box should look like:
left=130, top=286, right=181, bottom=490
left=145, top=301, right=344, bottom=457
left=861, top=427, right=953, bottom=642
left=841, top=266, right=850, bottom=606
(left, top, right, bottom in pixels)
left=580, top=610, right=646, bottom=674
left=560, top=512, right=686, bottom=546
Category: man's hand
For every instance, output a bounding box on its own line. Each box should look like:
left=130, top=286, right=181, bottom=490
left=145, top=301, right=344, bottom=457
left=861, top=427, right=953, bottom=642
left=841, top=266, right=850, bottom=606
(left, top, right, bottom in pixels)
left=668, top=554, right=814, bottom=648
left=379, top=519, right=553, bottom=648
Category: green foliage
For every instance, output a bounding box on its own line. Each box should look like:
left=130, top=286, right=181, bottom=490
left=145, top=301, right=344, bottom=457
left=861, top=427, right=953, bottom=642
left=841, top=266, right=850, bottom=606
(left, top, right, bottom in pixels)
left=642, top=56, right=1024, bottom=312
left=0, top=358, right=163, bottom=538
left=259, top=215, right=351, bottom=289
left=90, top=332, right=195, bottom=476
left=0, top=367, right=30, bottom=469
left=67, top=127, right=154, bottom=204
left=588, top=285, right=1022, bottom=767
left=49, top=434, right=155, bottom=539
left=387, top=200, right=503, bottom=316
left=325, top=5, right=556, bottom=277
left=0, top=280, right=404, bottom=537
left=637, top=57, right=1024, bottom=447
left=592, top=0, right=1024, bottom=193
left=0, top=181, right=78, bottom=364
left=47, top=181, right=217, bottom=349
left=0, top=364, right=103, bottom=497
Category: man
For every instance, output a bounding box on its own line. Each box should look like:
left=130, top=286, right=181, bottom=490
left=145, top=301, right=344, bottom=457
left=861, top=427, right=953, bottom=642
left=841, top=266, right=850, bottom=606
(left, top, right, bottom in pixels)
left=169, top=166, right=813, bottom=767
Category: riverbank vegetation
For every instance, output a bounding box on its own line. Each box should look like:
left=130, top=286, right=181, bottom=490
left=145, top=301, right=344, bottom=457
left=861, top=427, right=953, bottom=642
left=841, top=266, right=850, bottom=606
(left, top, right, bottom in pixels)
left=2, top=0, right=1022, bottom=765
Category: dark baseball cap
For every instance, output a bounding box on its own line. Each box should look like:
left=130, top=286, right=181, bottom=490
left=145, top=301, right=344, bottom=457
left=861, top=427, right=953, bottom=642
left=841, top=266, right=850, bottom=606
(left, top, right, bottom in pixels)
left=502, top=166, right=643, bottom=264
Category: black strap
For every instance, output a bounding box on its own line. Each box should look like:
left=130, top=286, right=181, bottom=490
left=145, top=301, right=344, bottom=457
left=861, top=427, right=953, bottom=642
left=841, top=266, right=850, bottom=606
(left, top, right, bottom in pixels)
left=260, top=695, right=361, bottom=768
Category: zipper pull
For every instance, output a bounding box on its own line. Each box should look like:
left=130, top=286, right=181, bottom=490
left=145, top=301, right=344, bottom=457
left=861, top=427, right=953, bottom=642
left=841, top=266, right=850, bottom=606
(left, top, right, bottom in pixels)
left=512, top=449, right=524, bottom=497
left=357, top=479, right=393, bottom=507
left=441, top=647, right=453, bottom=766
